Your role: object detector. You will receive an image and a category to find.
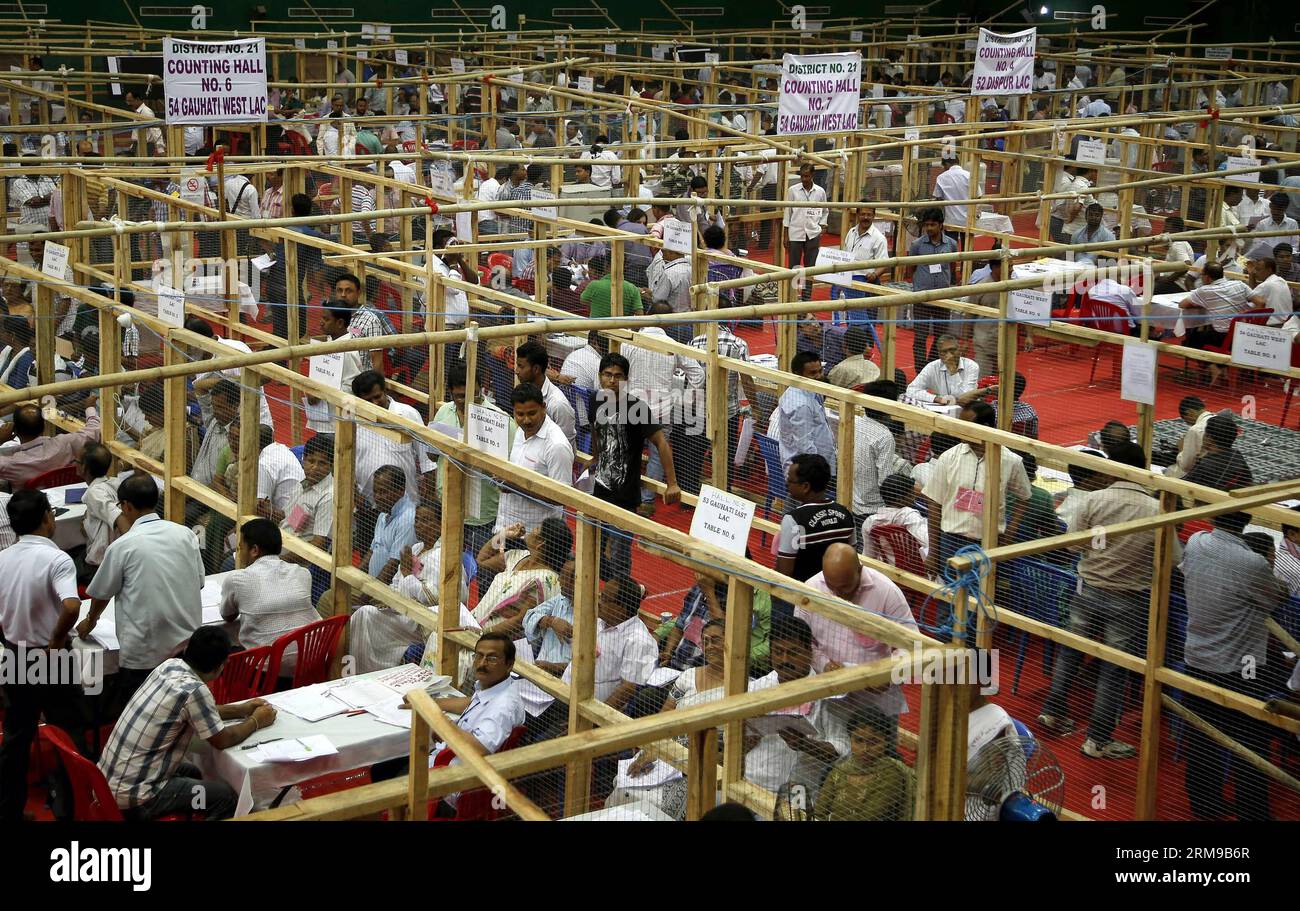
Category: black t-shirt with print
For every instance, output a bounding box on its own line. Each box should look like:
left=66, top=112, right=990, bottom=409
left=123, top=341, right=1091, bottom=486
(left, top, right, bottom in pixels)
left=589, top=390, right=661, bottom=510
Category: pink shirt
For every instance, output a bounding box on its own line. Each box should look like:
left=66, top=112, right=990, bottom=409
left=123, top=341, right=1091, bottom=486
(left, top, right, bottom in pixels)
left=796, top=566, right=919, bottom=714
left=0, top=409, right=101, bottom=488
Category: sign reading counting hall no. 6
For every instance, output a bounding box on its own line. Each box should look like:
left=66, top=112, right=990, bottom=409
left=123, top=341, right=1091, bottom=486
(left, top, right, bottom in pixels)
left=163, top=37, right=268, bottom=125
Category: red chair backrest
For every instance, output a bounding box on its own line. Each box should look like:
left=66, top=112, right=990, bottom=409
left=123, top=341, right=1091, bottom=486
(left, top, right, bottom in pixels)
left=867, top=524, right=926, bottom=577
left=912, top=438, right=931, bottom=465
left=486, top=252, right=513, bottom=271
left=24, top=464, right=82, bottom=490
left=208, top=645, right=275, bottom=704
left=1206, top=308, right=1275, bottom=353
left=40, top=725, right=124, bottom=821
left=1078, top=294, right=1131, bottom=336
left=431, top=724, right=529, bottom=820
left=267, top=616, right=347, bottom=688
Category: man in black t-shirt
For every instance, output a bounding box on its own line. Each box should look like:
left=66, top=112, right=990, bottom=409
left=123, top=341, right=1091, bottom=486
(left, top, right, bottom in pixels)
left=588, top=352, right=681, bottom=578
left=774, top=454, right=856, bottom=623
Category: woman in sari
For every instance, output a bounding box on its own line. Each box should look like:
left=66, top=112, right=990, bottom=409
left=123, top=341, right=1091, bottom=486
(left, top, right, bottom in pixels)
left=350, top=500, right=477, bottom=674
left=470, top=517, right=571, bottom=627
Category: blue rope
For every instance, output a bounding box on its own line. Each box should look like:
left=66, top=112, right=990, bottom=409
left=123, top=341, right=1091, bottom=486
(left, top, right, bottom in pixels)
left=916, top=543, right=997, bottom=640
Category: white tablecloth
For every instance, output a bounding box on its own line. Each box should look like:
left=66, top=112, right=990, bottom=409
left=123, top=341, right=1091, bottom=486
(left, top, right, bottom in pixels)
left=44, top=482, right=89, bottom=551
left=194, top=667, right=462, bottom=813
left=1147, top=292, right=1186, bottom=337
left=1011, top=258, right=1092, bottom=283
left=73, top=571, right=233, bottom=679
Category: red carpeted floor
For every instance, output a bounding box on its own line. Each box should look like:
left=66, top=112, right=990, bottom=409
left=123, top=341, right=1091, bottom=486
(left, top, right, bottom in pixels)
left=246, top=229, right=1299, bottom=821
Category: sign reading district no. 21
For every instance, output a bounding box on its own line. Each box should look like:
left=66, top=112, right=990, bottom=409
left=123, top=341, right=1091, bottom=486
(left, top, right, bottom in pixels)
left=163, top=37, right=268, bottom=124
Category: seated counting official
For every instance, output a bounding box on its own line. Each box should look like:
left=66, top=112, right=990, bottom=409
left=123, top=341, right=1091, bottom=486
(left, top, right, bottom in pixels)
left=97, top=626, right=277, bottom=821
left=862, top=473, right=930, bottom=562
left=745, top=618, right=849, bottom=806
left=906, top=335, right=993, bottom=407
left=561, top=574, right=658, bottom=713
left=350, top=499, right=478, bottom=675
left=814, top=706, right=914, bottom=821
left=372, top=632, right=526, bottom=812
left=219, top=519, right=320, bottom=677
left=0, top=402, right=101, bottom=490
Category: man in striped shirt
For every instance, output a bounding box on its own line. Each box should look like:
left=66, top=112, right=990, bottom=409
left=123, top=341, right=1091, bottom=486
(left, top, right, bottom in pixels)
left=97, top=626, right=276, bottom=820
left=335, top=271, right=393, bottom=372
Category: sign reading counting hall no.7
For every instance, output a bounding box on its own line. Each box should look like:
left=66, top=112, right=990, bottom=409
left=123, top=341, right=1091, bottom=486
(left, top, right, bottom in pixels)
left=163, top=37, right=268, bottom=125
left=777, top=52, right=861, bottom=134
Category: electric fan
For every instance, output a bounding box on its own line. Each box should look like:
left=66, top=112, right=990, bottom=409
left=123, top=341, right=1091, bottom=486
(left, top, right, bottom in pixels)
left=965, top=735, right=1065, bottom=821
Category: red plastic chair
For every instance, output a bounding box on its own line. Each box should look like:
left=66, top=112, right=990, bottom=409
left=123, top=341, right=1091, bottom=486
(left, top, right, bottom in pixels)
left=1078, top=295, right=1132, bottom=383
left=430, top=724, right=529, bottom=820
left=867, top=524, right=931, bottom=621
left=40, top=725, right=192, bottom=821
left=1198, top=308, right=1274, bottom=389
left=40, top=725, right=125, bottom=821
left=266, top=616, right=347, bottom=688
left=208, top=645, right=275, bottom=704
left=23, top=464, right=81, bottom=490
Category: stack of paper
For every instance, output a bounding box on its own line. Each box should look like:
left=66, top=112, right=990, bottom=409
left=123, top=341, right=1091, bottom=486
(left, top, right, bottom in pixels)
left=327, top=679, right=400, bottom=709
left=614, top=758, right=684, bottom=790
left=376, top=665, right=449, bottom=695
left=246, top=735, right=338, bottom=763
left=264, top=685, right=349, bottom=722
left=366, top=700, right=414, bottom=729
left=90, top=621, right=120, bottom=651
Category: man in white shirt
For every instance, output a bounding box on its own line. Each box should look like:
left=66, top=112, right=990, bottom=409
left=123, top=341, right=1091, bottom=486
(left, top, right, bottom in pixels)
left=933, top=155, right=972, bottom=234
left=1254, top=193, right=1299, bottom=253
left=477, top=164, right=508, bottom=233
left=744, top=617, right=848, bottom=802
left=77, top=443, right=129, bottom=581
left=515, top=341, right=576, bottom=447
left=922, top=402, right=1032, bottom=577
left=906, top=335, right=992, bottom=406
left=1180, top=263, right=1252, bottom=355
left=1048, top=163, right=1092, bottom=243
left=350, top=370, right=433, bottom=510
left=1167, top=397, right=1213, bottom=479
left=231, top=423, right=306, bottom=518
left=836, top=206, right=891, bottom=315
left=784, top=164, right=828, bottom=301
left=1237, top=187, right=1270, bottom=227
left=1033, top=61, right=1056, bottom=92
left=0, top=489, right=87, bottom=819
left=561, top=574, right=658, bottom=710
left=80, top=475, right=206, bottom=702
left=1249, top=256, right=1294, bottom=326
left=426, top=228, right=475, bottom=328
left=220, top=519, right=318, bottom=675
left=496, top=384, right=574, bottom=532
left=125, top=90, right=164, bottom=154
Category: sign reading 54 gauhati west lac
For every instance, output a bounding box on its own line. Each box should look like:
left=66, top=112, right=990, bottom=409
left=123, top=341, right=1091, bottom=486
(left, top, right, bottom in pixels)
left=163, top=37, right=268, bottom=124
left=777, top=52, right=861, bottom=134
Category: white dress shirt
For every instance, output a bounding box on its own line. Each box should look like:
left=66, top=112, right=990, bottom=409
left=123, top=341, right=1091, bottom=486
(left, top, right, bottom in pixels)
left=86, top=515, right=205, bottom=670
left=1251, top=272, right=1294, bottom=325
left=560, top=615, right=658, bottom=702
left=934, top=165, right=972, bottom=227
left=862, top=506, right=930, bottom=561
left=540, top=378, right=577, bottom=447
left=560, top=344, right=601, bottom=390
left=495, top=416, right=573, bottom=531
left=921, top=443, right=1033, bottom=538
left=744, top=669, right=848, bottom=798
left=280, top=474, right=334, bottom=541
left=258, top=442, right=307, bottom=512
left=0, top=535, right=78, bottom=645
left=83, top=474, right=124, bottom=566
left=477, top=176, right=500, bottom=222
left=906, top=357, right=981, bottom=404
left=219, top=555, right=318, bottom=672
left=355, top=398, right=432, bottom=505
left=624, top=327, right=705, bottom=425
left=783, top=182, right=828, bottom=241
left=223, top=175, right=261, bottom=219
left=841, top=224, right=890, bottom=275
left=1089, top=278, right=1141, bottom=325
left=436, top=676, right=525, bottom=758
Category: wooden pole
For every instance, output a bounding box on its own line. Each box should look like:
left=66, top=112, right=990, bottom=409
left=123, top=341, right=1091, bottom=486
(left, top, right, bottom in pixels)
left=563, top=517, right=600, bottom=817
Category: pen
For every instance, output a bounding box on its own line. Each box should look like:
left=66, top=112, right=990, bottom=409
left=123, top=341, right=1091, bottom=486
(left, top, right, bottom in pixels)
left=344, top=709, right=367, bottom=716
left=241, top=737, right=282, bottom=750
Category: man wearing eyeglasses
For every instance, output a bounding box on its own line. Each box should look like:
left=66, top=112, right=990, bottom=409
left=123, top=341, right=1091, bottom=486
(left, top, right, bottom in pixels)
left=372, top=632, right=524, bottom=806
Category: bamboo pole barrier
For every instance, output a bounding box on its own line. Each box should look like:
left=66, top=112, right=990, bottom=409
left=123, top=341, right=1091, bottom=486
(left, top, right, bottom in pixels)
left=406, top=688, right=549, bottom=820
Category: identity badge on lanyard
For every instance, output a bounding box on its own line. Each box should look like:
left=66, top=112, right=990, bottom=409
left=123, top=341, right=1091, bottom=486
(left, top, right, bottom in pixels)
left=954, top=458, right=985, bottom=515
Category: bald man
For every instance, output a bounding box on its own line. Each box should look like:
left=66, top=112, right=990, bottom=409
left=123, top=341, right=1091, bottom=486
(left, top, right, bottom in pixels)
left=796, top=543, right=919, bottom=721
